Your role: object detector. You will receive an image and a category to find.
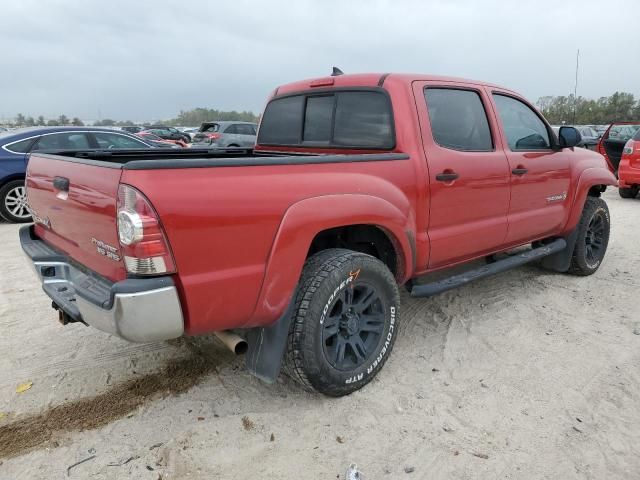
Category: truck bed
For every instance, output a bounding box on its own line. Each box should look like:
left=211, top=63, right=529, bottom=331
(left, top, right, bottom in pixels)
left=39, top=148, right=408, bottom=170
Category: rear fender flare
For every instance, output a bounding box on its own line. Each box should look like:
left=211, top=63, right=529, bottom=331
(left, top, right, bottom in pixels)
left=250, top=194, right=414, bottom=326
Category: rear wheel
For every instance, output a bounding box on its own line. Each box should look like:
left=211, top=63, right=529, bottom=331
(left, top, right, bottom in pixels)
left=619, top=186, right=638, bottom=199
left=0, top=180, right=31, bottom=223
left=568, top=197, right=610, bottom=276
left=284, top=249, right=400, bottom=396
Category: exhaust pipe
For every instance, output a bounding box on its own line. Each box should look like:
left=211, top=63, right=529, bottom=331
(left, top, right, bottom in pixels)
left=214, top=330, right=248, bottom=355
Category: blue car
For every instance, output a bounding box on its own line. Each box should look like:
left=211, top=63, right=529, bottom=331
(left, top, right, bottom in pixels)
left=0, top=127, right=154, bottom=223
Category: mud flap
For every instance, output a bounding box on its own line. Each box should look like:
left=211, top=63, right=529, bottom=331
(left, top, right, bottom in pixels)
left=245, top=300, right=296, bottom=383
left=539, top=228, right=579, bottom=272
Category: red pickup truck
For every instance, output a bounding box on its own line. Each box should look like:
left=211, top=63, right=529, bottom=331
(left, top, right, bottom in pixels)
left=21, top=73, right=616, bottom=396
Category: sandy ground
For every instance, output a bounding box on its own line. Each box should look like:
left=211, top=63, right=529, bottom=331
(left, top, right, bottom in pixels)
left=1, top=188, right=639, bottom=479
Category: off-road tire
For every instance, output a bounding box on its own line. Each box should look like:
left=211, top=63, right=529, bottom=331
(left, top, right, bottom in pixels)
left=284, top=249, right=400, bottom=396
left=568, top=197, right=610, bottom=276
left=619, top=186, right=638, bottom=199
left=0, top=180, right=31, bottom=223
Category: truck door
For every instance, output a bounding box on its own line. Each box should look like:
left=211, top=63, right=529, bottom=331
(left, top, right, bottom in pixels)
left=489, top=91, right=572, bottom=245
left=413, top=81, right=511, bottom=269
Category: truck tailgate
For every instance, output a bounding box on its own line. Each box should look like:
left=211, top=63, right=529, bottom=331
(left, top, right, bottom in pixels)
left=26, top=154, right=127, bottom=282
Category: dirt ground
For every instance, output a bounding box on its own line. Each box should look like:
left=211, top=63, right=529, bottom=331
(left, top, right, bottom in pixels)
left=1, top=188, right=639, bottom=479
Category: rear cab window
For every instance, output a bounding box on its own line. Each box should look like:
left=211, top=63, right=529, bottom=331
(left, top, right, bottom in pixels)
left=257, top=89, right=394, bottom=149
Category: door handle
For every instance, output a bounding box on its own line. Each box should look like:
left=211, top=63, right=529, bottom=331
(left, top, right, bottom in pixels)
left=53, top=176, right=70, bottom=192
left=435, top=172, right=459, bottom=182
left=512, top=167, right=528, bottom=176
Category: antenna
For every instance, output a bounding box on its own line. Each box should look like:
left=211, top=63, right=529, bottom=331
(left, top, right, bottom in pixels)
left=573, top=49, right=579, bottom=124
left=331, top=67, right=344, bottom=77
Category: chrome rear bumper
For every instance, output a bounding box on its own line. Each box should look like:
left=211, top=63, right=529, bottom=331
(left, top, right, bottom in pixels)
left=20, top=226, right=184, bottom=342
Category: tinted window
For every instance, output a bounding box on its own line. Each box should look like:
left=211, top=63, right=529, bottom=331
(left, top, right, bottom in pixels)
left=333, top=92, right=393, bottom=147
left=259, top=95, right=304, bottom=144
left=424, top=88, right=493, bottom=151
left=34, top=132, right=90, bottom=150
left=493, top=94, right=551, bottom=150
left=5, top=138, right=35, bottom=153
left=258, top=91, right=393, bottom=148
left=93, top=132, right=149, bottom=149
left=303, top=95, right=334, bottom=143
left=224, top=125, right=238, bottom=134
left=235, top=124, right=256, bottom=136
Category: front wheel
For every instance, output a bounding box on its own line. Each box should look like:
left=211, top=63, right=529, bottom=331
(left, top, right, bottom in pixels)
left=619, top=186, right=638, bottom=199
left=284, top=249, right=400, bottom=396
left=0, top=180, right=32, bottom=223
left=568, top=197, right=610, bottom=276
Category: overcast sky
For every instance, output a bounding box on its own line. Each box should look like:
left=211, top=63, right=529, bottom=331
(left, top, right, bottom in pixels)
left=2, top=0, right=638, bottom=123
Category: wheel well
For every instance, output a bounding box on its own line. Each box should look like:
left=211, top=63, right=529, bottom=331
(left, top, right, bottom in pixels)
left=307, top=224, right=400, bottom=277
left=1, top=175, right=25, bottom=188
left=588, top=185, right=606, bottom=197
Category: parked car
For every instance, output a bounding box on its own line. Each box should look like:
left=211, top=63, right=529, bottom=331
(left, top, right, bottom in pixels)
left=191, top=121, right=257, bottom=148
left=617, top=127, right=640, bottom=198
left=121, top=126, right=144, bottom=134
left=20, top=73, right=615, bottom=396
left=143, top=126, right=191, bottom=144
left=0, top=127, right=8, bottom=132
left=597, top=122, right=640, bottom=173
left=0, top=127, right=153, bottom=222
left=577, top=126, right=600, bottom=149
left=182, top=127, right=200, bottom=140
left=136, top=131, right=187, bottom=148
left=551, top=126, right=598, bottom=150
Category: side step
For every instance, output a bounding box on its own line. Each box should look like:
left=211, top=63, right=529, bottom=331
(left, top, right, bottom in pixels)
left=410, top=238, right=567, bottom=298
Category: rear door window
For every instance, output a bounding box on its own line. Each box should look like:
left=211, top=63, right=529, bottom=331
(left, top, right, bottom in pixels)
left=424, top=88, right=493, bottom=151
left=258, top=90, right=394, bottom=149
left=92, top=132, right=149, bottom=149
left=235, top=124, right=257, bottom=136
left=33, top=132, right=91, bottom=150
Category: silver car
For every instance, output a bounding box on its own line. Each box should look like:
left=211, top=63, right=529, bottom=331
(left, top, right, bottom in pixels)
left=191, top=121, right=257, bottom=148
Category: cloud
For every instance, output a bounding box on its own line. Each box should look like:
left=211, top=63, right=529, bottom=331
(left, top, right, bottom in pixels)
left=1, top=0, right=638, bottom=122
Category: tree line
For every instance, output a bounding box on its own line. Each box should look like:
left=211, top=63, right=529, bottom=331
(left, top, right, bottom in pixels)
left=536, top=92, right=640, bottom=125
left=4, top=93, right=640, bottom=128
left=3, top=108, right=259, bottom=128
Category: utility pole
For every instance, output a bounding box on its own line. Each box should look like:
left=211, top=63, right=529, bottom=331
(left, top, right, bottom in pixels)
left=573, top=49, right=579, bottom=124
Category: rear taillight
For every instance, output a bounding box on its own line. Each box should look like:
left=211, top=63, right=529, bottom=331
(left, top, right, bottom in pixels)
left=117, top=184, right=176, bottom=275
left=207, top=133, right=221, bottom=141
left=622, top=140, right=634, bottom=156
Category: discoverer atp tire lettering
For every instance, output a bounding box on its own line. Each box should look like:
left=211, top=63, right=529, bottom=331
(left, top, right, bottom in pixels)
left=284, top=249, right=400, bottom=396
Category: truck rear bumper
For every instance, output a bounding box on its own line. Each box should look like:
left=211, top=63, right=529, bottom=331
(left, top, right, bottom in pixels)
left=20, top=225, right=184, bottom=343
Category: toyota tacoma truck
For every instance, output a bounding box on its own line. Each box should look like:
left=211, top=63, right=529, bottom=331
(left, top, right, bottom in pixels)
left=20, top=72, right=617, bottom=396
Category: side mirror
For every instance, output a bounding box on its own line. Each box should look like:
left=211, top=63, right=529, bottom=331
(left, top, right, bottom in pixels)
left=558, top=126, right=581, bottom=148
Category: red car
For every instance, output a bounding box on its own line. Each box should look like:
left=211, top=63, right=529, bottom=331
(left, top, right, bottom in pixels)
left=135, top=131, right=187, bottom=148
left=21, top=72, right=616, bottom=396
left=597, top=122, right=640, bottom=173
left=618, top=127, right=640, bottom=198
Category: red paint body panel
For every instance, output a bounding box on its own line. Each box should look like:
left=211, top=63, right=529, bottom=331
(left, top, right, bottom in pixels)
left=25, top=73, right=617, bottom=337
left=618, top=140, right=640, bottom=188
left=26, top=156, right=127, bottom=281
